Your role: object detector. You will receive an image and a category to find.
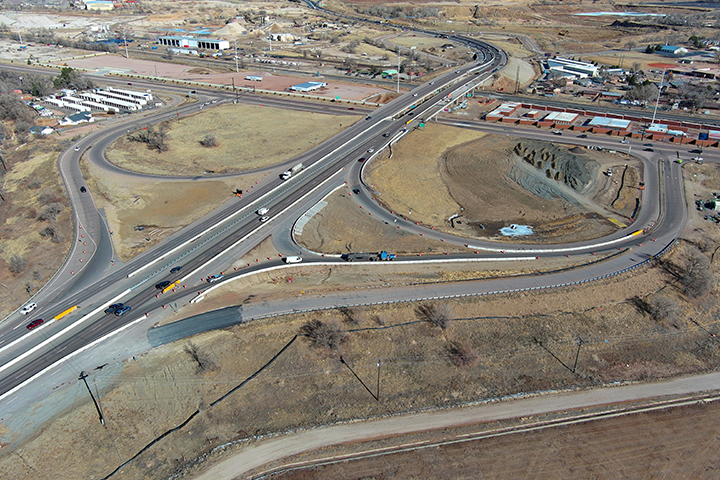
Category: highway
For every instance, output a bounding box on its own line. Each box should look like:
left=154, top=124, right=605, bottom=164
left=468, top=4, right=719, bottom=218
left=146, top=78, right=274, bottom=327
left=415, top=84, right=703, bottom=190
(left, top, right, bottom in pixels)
left=0, top=16, right=714, bottom=480
left=0, top=27, right=703, bottom=453
left=0, top=43, right=697, bottom=400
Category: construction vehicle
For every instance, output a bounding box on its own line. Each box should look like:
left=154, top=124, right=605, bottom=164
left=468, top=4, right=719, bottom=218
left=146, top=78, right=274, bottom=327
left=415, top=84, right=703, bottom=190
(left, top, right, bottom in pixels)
left=341, top=251, right=396, bottom=262
left=233, top=188, right=243, bottom=196
left=281, top=163, right=303, bottom=180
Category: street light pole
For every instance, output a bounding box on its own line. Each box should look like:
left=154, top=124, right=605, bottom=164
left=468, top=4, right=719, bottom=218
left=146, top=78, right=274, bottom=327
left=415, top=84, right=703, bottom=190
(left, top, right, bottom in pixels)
left=397, top=53, right=401, bottom=94
left=234, top=38, right=239, bottom=73
left=650, top=67, right=666, bottom=128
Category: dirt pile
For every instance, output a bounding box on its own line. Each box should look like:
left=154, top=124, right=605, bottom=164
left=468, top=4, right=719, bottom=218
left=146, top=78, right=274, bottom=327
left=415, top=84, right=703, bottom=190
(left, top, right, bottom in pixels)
left=513, top=140, right=599, bottom=195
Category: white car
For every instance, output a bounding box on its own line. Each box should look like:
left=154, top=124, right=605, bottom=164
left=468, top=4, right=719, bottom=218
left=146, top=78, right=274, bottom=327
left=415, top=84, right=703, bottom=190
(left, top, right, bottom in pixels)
left=259, top=216, right=270, bottom=222
left=21, top=302, right=37, bottom=315
left=283, top=256, right=303, bottom=264
left=74, top=146, right=80, bottom=151
left=257, top=207, right=269, bottom=215
left=367, top=148, right=375, bottom=153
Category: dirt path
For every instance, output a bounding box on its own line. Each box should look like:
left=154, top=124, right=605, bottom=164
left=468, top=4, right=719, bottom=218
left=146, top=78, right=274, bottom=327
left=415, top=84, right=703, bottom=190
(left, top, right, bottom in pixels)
left=193, top=372, right=720, bottom=479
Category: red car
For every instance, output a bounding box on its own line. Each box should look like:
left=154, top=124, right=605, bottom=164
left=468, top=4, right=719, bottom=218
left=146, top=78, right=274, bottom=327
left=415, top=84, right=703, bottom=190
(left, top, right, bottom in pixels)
left=26, top=319, right=44, bottom=330
left=358, top=157, right=366, bottom=162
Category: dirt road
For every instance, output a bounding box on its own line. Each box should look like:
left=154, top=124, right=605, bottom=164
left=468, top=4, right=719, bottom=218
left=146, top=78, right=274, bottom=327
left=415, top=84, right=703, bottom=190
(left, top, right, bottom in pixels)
left=193, top=371, right=720, bottom=479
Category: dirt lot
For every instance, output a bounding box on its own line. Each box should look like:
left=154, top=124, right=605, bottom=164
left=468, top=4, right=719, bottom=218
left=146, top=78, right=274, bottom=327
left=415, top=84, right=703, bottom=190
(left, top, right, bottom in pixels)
left=360, top=125, right=638, bottom=245
left=270, top=400, right=720, bottom=480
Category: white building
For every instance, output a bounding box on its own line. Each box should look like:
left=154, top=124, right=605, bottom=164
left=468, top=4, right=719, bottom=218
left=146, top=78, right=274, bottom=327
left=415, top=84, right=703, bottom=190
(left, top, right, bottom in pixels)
left=547, top=57, right=599, bottom=79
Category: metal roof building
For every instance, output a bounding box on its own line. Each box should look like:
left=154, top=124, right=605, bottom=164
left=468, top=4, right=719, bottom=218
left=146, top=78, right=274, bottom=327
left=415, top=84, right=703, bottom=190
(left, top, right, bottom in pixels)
left=290, top=81, right=327, bottom=92
left=543, top=111, right=578, bottom=124
left=157, top=36, right=230, bottom=51
left=587, top=117, right=631, bottom=130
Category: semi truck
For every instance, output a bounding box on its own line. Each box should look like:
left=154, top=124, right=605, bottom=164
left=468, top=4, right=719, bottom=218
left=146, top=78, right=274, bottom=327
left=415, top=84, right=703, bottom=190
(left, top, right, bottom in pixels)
left=341, top=251, right=396, bottom=262
left=280, top=163, right=303, bottom=180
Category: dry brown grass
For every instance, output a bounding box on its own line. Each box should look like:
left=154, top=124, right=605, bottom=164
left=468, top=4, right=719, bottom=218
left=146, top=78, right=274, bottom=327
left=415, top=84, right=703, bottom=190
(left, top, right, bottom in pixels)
left=105, top=104, right=357, bottom=175
left=4, top=260, right=719, bottom=480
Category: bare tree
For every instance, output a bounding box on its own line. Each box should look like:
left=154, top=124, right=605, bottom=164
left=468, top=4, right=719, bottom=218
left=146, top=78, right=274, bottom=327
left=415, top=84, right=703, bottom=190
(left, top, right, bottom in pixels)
left=185, top=342, right=218, bottom=373
left=646, top=294, right=678, bottom=322
left=448, top=341, right=479, bottom=367
left=679, top=249, right=713, bottom=298
left=415, top=303, right=453, bottom=329
left=300, top=319, right=346, bottom=351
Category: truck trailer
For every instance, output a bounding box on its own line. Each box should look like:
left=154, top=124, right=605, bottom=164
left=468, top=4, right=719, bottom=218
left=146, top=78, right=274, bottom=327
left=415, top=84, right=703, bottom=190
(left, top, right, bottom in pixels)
left=341, top=251, right=396, bottom=262
left=281, top=163, right=304, bottom=180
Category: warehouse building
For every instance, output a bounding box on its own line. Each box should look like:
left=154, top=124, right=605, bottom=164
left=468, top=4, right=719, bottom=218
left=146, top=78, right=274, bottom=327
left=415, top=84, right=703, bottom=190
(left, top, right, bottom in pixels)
left=157, top=36, right=230, bottom=51
left=290, top=81, right=327, bottom=92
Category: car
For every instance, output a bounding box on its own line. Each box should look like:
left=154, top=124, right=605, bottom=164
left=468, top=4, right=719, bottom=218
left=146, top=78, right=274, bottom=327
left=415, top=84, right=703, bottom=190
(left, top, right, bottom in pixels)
left=383, top=132, right=391, bottom=137
left=259, top=216, right=270, bottom=222
left=74, top=146, right=80, bottom=151
left=348, top=107, right=355, bottom=110
left=353, top=188, right=361, bottom=194
left=257, top=207, right=269, bottom=215
left=21, top=302, right=37, bottom=315
left=283, top=256, right=303, bottom=264
left=114, top=305, right=131, bottom=316
left=455, top=70, right=461, bottom=74
left=358, top=157, right=366, bottom=162
left=690, top=149, right=703, bottom=154
left=211, top=99, right=217, bottom=103
left=693, top=156, right=704, bottom=162
left=577, top=134, right=588, bottom=138
left=170, top=266, right=183, bottom=274
left=408, top=112, right=414, bottom=116
left=429, top=81, right=435, bottom=85
left=644, top=148, right=654, bottom=152
left=104, top=303, right=123, bottom=315
left=26, top=319, right=44, bottom=330
left=80, top=186, right=87, bottom=193
left=207, top=274, right=224, bottom=283
left=552, top=130, right=562, bottom=135
left=155, top=281, right=172, bottom=290
left=367, top=148, right=374, bottom=153
left=413, top=93, right=418, bottom=97
left=127, top=82, right=132, bottom=85
left=365, top=116, right=372, bottom=120
left=644, top=143, right=654, bottom=147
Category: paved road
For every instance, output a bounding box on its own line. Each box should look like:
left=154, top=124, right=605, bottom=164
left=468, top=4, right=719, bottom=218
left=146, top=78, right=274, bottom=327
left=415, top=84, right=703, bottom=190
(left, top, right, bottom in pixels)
left=193, top=371, right=720, bottom=479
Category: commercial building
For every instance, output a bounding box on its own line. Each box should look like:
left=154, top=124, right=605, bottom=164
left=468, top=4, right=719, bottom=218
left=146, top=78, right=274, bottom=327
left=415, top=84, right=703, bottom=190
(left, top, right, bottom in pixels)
left=290, top=81, right=327, bottom=92
left=658, top=45, right=689, bottom=57
left=543, top=111, right=578, bottom=125
left=85, top=0, right=114, bottom=11
left=587, top=117, right=631, bottom=130
left=547, top=57, right=598, bottom=78
left=157, top=36, right=230, bottom=51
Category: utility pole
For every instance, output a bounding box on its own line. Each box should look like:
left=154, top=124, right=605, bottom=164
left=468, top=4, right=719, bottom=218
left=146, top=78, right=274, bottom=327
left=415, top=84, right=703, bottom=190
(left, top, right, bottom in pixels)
left=572, top=338, right=584, bottom=373
left=79, top=371, right=105, bottom=426
left=515, top=65, right=520, bottom=95
left=232, top=77, right=238, bottom=103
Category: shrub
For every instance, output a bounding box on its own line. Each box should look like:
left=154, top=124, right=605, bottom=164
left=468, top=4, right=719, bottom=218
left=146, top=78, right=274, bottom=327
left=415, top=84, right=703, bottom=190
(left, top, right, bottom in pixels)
left=646, top=294, right=678, bottom=322
left=415, top=303, right=453, bottom=329
left=8, top=254, right=28, bottom=274
left=39, top=202, right=64, bottom=222
left=199, top=134, right=217, bottom=148
left=448, top=342, right=479, bottom=367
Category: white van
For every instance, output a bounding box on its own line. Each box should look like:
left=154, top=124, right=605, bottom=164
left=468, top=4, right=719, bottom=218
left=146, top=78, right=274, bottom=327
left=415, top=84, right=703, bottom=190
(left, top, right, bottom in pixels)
left=257, top=207, right=269, bottom=215
left=284, top=256, right=302, bottom=264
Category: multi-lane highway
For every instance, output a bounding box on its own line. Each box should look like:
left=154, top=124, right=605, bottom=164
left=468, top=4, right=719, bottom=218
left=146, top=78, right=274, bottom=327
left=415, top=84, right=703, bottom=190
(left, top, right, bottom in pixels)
left=0, top=30, right=700, bottom=414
